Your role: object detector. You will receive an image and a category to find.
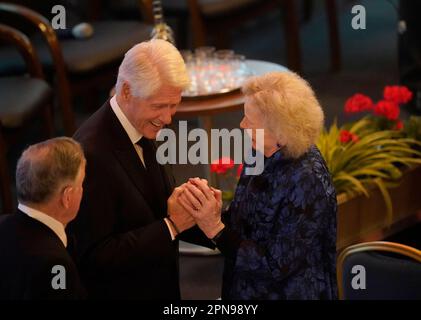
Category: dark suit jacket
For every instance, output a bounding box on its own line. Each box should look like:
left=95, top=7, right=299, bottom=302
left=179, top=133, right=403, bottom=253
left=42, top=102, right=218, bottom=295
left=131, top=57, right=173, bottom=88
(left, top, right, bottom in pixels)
left=0, top=211, right=85, bottom=300
left=70, top=100, right=211, bottom=299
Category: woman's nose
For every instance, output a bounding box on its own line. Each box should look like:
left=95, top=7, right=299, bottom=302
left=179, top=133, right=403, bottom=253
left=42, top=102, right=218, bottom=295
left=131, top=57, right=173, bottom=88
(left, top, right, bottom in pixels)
left=240, top=118, right=246, bottom=129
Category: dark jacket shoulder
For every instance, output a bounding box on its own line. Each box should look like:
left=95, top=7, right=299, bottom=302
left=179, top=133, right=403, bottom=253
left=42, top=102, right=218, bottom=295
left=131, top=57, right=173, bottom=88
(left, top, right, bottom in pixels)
left=0, top=212, right=86, bottom=300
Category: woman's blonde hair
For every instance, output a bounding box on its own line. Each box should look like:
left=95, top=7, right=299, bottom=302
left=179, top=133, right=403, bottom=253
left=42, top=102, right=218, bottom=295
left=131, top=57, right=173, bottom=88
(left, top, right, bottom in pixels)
left=242, top=71, right=324, bottom=159
left=116, top=39, right=190, bottom=98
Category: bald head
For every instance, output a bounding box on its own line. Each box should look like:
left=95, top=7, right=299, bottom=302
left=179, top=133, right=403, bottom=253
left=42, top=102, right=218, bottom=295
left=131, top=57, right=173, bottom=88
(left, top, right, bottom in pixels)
left=16, top=137, right=85, bottom=205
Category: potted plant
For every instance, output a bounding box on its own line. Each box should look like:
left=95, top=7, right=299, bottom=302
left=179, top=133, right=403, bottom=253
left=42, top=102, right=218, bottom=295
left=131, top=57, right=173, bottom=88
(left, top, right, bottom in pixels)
left=317, top=85, right=421, bottom=250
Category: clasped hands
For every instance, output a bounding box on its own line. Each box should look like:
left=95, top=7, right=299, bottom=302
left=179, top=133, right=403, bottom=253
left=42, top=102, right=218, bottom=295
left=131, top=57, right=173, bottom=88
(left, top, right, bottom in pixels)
left=167, top=178, right=224, bottom=239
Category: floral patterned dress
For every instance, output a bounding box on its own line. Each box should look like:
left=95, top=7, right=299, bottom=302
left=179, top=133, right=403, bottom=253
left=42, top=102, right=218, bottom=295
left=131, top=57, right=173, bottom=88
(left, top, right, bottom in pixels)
left=217, top=145, right=338, bottom=300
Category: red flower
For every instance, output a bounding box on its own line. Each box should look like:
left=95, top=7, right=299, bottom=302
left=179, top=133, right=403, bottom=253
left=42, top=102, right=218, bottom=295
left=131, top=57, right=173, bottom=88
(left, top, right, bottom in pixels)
left=236, top=163, right=243, bottom=178
left=374, top=100, right=400, bottom=121
left=393, top=120, right=404, bottom=130
left=344, top=94, right=374, bottom=114
left=210, top=157, right=235, bottom=174
left=383, top=86, right=413, bottom=104
left=339, top=130, right=359, bottom=144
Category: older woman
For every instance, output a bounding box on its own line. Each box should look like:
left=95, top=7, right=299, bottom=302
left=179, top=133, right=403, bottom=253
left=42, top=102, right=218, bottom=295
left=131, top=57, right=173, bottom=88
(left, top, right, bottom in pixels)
left=178, top=71, right=337, bottom=300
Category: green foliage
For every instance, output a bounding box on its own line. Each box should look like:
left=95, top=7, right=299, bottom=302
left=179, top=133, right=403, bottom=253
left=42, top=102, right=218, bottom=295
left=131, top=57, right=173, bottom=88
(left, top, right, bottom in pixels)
left=404, top=116, right=421, bottom=141
left=317, top=117, right=421, bottom=222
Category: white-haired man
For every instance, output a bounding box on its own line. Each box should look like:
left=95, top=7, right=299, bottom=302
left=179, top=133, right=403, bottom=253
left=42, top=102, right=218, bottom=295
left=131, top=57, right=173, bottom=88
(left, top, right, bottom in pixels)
left=70, top=39, right=212, bottom=299
left=0, top=137, right=86, bottom=299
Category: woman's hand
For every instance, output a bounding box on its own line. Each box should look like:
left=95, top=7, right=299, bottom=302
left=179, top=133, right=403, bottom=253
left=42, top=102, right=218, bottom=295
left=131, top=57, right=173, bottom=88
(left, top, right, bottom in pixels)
left=177, top=178, right=224, bottom=239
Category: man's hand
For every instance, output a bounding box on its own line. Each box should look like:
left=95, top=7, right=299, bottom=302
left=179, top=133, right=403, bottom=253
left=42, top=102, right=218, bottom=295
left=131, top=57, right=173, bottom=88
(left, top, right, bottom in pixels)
left=177, top=178, right=224, bottom=239
left=167, top=184, right=196, bottom=234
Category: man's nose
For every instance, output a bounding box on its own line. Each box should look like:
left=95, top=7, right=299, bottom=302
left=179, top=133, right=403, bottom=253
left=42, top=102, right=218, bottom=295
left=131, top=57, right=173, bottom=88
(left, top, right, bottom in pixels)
left=160, top=107, right=173, bottom=125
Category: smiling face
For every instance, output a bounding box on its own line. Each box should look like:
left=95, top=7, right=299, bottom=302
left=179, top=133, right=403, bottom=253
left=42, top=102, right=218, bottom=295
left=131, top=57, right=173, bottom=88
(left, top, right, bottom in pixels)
left=119, top=83, right=182, bottom=139
left=240, top=96, right=280, bottom=157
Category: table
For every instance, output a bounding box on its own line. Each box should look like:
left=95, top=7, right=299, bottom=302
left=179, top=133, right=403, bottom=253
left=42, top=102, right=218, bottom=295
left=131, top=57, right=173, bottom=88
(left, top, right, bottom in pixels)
left=177, top=59, right=287, bottom=255
left=177, top=59, right=288, bottom=118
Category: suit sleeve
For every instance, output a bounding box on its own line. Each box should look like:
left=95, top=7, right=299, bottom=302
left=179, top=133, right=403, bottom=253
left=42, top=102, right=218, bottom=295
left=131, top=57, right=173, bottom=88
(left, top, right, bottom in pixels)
left=68, top=148, right=176, bottom=280
left=178, top=225, right=215, bottom=249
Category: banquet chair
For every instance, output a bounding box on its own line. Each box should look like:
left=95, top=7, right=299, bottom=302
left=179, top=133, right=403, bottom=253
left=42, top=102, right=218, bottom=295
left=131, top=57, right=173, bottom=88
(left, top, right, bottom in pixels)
left=337, top=241, right=421, bottom=300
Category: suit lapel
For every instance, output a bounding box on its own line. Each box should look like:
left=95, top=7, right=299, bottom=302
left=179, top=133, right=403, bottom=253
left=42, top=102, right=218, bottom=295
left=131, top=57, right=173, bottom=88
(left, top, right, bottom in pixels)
left=151, top=141, right=175, bottom=196
left=106, top=104, right=152, bottom=205
left=106, top=103, right=173, bottom=218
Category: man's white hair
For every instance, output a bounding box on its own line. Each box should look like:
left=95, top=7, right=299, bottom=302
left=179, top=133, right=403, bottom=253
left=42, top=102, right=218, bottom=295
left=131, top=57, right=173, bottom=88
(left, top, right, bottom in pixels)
left=116, top=39, right=190, bottom=98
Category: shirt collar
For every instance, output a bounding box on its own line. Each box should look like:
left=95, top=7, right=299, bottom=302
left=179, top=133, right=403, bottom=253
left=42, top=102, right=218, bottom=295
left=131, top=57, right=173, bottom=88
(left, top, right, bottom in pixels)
left=18, top=203, right=67, bottom=247
left=110, top=95, right=143, bottom=144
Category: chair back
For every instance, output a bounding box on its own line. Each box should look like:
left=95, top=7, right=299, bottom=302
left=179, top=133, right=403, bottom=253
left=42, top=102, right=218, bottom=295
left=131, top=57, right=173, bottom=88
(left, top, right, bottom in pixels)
left=337, top=241, right=421, bottom=300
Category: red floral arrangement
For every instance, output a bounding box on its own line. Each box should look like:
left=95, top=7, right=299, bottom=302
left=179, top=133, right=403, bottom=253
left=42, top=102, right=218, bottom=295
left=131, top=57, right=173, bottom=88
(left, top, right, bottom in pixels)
left=210, top=158, right=243, bottom=202
left=210, top=157, right=243, bottom=178
left=210, top=157, right=234, bottom=174
left=341, top=85, right=413, bottom=144
left=339, top=130, right=359, bottom=143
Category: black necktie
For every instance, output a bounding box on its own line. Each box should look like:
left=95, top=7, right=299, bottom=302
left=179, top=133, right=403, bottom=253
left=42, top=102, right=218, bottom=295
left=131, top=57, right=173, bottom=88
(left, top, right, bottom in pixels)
left=136, top=137, right=155, bottom=171
left=136, top=138, right=167, bottom=216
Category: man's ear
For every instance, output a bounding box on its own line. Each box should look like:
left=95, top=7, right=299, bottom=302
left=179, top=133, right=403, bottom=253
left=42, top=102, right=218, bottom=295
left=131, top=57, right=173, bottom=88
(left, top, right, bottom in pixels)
left=122, top=82, right=131, bottom=100
left=61, top=186, right=72, bottom=209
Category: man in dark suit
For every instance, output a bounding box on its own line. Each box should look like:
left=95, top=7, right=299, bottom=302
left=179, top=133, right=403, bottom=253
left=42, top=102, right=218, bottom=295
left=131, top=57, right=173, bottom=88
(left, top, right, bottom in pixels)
left=0, top=137, right=86, bottom=299
left=69, top=39, right=212, bottom=299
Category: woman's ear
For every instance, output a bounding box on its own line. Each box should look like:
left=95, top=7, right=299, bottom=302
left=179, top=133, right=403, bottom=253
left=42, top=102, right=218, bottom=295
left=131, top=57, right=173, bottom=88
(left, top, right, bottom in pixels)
left=276, top=135, right=287, bottom=149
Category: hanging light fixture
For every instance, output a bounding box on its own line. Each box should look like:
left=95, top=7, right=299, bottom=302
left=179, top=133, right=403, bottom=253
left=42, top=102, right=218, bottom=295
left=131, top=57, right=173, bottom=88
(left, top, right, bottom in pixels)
left=150, top=0, right=175, bottom=44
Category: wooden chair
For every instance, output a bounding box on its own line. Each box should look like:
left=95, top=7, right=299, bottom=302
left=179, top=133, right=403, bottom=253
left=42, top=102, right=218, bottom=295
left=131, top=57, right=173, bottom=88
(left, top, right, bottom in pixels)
left=0, top=23, right=54, bottom=214
left=0, top=3, right=74, bottom=135
left=0, top=1, right=153, bottom=135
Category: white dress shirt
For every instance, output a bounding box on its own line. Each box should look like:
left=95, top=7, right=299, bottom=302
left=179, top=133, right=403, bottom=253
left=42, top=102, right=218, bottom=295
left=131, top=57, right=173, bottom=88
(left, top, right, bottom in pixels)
left=18, top=203, right=67, bottom=247
left=110, top=96, right=176, bottom=240
left=110, top=95, right=145, bottom=167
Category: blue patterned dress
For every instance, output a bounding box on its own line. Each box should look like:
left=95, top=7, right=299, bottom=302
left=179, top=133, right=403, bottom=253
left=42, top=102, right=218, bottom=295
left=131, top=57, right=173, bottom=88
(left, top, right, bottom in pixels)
left=217, top=145, right=338, bottom=300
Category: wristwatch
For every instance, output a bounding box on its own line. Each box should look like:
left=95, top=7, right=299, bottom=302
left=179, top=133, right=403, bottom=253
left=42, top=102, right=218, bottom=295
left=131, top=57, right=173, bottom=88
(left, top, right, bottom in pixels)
left=211, top=226, right=225, bottom=245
